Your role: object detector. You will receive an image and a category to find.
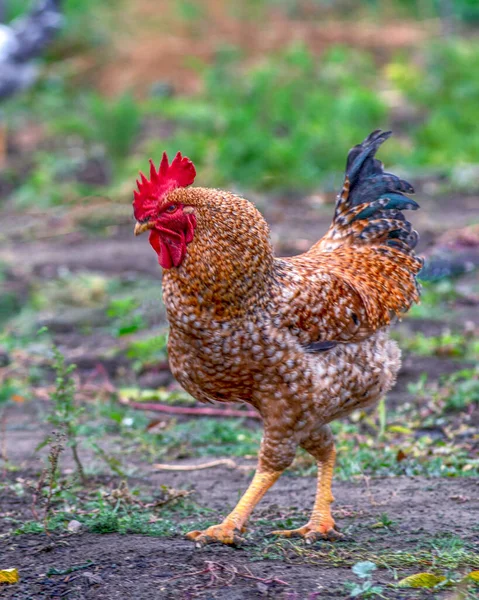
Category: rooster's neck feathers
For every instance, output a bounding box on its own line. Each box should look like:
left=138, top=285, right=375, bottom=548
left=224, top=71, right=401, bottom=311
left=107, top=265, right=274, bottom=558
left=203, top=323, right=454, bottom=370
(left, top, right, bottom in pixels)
left=162, top=187, right=275, bottom=319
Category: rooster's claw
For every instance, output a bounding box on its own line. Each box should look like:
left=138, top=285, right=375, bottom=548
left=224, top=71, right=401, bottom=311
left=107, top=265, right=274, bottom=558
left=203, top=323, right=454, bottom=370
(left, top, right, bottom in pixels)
left=272, top=522, right=343, bottom=544
left=186, top=523, right=245, bottom=547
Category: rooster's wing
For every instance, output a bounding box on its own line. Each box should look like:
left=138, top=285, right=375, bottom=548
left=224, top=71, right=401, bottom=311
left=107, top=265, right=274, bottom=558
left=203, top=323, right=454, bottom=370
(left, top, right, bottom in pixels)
left=277, top=130, right=423, bottom=348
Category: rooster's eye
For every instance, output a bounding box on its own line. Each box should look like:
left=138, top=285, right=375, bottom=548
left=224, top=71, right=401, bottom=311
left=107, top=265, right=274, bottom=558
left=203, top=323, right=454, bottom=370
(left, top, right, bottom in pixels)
left=165, top=204, right=178, bottom=214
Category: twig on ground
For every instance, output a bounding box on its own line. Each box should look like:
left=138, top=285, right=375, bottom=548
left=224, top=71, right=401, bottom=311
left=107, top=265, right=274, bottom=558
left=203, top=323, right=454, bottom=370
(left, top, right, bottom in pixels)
left=362, top=475, right=396, bottom=507
left=153, top=459, right=238, bottom=471
left=102, top=480, right=191, bottom=508
left=122, top=400, right=261, bottom=419
left=362, top=475, right=380, bottom=507
left=82, top=367, right=261, bottom=419
left=236, top=564, right=289, bottom=586
left=165, top=561, right=289, bottom=587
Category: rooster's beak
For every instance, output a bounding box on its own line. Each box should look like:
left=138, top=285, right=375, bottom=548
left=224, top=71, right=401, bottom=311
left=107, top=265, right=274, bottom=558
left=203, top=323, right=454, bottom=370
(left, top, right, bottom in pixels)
left=134, top=221, right=152, bottom=236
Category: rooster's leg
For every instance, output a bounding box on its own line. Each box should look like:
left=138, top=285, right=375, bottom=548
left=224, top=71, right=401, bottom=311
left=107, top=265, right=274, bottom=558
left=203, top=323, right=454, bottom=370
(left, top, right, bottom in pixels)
left=186, top=429, right=296, bottom=546
left=273, top=426, right=343, bottom=543
left=186, top=469, right=281, bottom=547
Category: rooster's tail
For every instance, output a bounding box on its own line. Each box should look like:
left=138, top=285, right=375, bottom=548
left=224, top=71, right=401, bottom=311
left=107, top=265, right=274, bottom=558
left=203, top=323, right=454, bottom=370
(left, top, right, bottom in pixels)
left=315, top=130, right=423, bottom=318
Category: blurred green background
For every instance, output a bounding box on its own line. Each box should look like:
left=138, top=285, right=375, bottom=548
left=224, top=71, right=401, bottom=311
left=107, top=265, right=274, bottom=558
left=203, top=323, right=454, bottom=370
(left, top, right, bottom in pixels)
left=1, top=0, right=479, bottom=204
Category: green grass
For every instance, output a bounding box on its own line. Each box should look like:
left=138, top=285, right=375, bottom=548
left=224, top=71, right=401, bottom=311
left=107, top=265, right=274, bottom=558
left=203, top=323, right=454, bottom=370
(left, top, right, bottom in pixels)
left=10, top=488, right=211, bottom=538
left=143, top=44, right=387, bottom=191
left=126, top=333, right=168, bottom=371
left=290, top=0, right=479, bottom=22
left=111, top=364, right=478, bottom=478
left=396, top=330, right=479, bottom=360
left=6, top=355, right=475, bottom=482
left=408, top=368, right=479, bottom=413
left=6, top=91, right=141, bottom=207
left=388, top=39, right=479, bottom=180
left=52, top=93, right=141, bottom=169
left=408, top=280, right=460, bottom=319
left=123, top=417, right=262, bottom=462
left=7, top=317, right=470, bottom=480
left=95, top=391, right=477, bottom=479
left=6, top=31, right=479, bottom=204
left=282, top=540, right=479, bottom=571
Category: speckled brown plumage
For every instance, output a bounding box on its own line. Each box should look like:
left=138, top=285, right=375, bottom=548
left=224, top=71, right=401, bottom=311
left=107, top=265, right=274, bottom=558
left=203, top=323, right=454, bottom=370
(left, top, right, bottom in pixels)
left=136, top=130, right=422, bottom=546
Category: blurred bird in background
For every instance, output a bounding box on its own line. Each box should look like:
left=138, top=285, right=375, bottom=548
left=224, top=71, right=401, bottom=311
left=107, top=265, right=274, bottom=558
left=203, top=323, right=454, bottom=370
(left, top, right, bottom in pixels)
left=0, top=0, right=63, bottom=167
left=420, top=224, right=479, bottom=282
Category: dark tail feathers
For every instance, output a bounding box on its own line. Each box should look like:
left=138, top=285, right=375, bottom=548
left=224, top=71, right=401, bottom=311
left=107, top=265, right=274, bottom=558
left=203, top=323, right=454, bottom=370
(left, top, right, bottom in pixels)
left=333, top=130, right=421, bottom=258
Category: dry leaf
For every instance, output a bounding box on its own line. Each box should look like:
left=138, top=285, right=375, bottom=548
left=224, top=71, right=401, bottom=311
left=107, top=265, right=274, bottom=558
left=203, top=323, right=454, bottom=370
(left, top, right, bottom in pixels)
left=397, top=573, right=446, bottom=588
left=388, top=425, right=413, bottom=435
left=0, top=568, right=19, bottom=584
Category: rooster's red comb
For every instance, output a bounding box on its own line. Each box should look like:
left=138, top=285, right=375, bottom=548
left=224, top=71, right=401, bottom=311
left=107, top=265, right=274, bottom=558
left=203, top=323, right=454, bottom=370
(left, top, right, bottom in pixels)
left=133, top=151, right=196, bottom=221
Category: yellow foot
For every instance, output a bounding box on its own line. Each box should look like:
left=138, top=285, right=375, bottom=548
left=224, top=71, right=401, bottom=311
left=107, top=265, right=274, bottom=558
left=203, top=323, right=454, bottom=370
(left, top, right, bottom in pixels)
left=272, top=521, right=343, bottom=544
left=186, top=523, right=245, bottom=547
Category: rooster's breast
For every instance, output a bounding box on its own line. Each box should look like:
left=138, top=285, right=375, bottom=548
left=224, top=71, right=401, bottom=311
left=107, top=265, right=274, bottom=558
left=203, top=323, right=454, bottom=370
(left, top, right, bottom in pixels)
left=167, top=322, right=261, bottom=405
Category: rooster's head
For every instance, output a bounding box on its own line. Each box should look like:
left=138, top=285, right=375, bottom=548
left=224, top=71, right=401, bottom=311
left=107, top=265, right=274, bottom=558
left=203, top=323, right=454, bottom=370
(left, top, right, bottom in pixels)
left=133, top=152, right=197, bottom=269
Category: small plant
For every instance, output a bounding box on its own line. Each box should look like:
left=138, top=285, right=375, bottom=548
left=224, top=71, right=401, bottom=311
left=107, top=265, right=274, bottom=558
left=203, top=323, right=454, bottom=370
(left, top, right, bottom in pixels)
left=443, top=370, right=479, bottom=412
left=126, top=333, right=168, bottom=371
left=388, top=39, right=479, bottom=177
left=345, top=561, right=384, bottom=598
left=107, top=297, right=146, bottom=337
left=397, top=330, right=478, bottom=360
left=408, top=369, right=479, bottom=414
left=38, top=346, right=85, bottom=483
left=379, top=513, right=392, bottom=528
left=87, top=93, right=141, bottom=168
left=32, top=431, right=66, bottom=535
left=370, top=513, right=397, bottom=530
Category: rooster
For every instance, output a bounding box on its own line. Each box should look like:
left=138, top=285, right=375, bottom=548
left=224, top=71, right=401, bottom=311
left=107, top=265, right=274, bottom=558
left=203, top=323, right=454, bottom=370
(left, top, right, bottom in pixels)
left=133, top=131, right=422, bottom=546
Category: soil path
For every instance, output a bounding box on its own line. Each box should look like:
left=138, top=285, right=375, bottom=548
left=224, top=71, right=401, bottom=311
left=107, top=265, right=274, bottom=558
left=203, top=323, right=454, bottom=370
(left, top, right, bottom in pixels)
left=2, top=471, right=479, bottom=599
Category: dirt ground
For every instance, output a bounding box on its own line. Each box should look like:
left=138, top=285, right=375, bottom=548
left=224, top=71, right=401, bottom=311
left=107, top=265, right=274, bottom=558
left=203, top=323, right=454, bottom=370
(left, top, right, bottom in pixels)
left=1, top=183, right=478, bottom=599
left=1, top=473, right=478, bottom=599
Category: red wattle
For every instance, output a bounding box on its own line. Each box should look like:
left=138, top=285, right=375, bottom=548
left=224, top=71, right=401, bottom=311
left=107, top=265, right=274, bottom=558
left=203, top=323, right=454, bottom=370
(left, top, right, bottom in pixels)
left=149, top=227, right=188, bottom=269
